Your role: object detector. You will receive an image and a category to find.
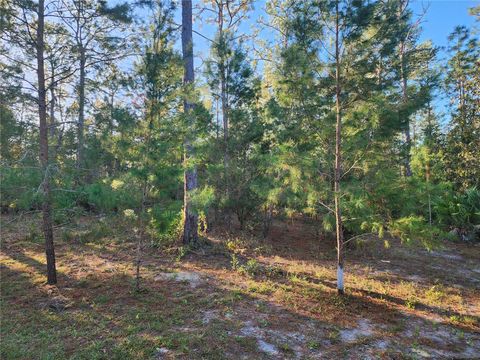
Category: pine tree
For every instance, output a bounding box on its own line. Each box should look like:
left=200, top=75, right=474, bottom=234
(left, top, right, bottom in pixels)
left=201, top=0, right=252, bottom=226
left=57, top=0, right=133, bottom=172
left=37, top=0, right=57, bottom=284
left=2, top=0, right=59, bottom=284
left=444, top=23, right=480, bottom=190
left=181, top=0, right=198, bottom=244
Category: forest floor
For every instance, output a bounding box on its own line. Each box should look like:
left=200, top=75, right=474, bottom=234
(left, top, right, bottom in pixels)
left=1, top=214, right=479, bottom=359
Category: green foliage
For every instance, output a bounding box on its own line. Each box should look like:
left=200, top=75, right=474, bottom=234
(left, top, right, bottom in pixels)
left=0, top=166, right=42, bottom=211
left=147, top=202, right=183, bottom=246
left=231, top=254, right=260, bottom=277
left=204, top=28, right=264, bottom=227
left=242, top=259, right=260, bottom=276
left=61, top=221, right=113, bottom=244
left=2, top=0, right=479, bottom=256
left=434, top=187, right=480, bottom=231
left=443, top=25, right=480, bottom=190
left=388, top=215, right=443, bottom=250
left=81, top=176, right=141, bottom=212
left=190, top=186, right=215, bottom=215
left=230, top=253, right=241, bottom=271
left=0, top=104, right=24, bottom=161
left=176, top=245, right=190, bottom=261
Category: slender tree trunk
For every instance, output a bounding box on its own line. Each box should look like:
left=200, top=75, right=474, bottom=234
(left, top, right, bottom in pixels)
left=49, top=83, right=59, bottom=161
left=425, top=104, right=432, bottom=225
left=217, top=6, right=231, bottom=227
left=221, top=68, right=229, bottom=201
left=37, top=0, right=57, bottom=285
left=400, top=44, right=412, bottom=177
left=49, top=66, right=55, bottom=139
left=54, top=93, right=65, bottom=160
left=221, top=65, right=231, bottom=227
left=181, top=0, right=198, bottom=245
left=426, top=161, right=432, bottom=225
left=135, top=182, right=147, bottom=292
left=213, top=97, right=220, bottom=228
left=397, top=0, right=412, bottom=177
left=76, top=48, right=86, bottom=171
left=108, top=91, right=115, bottom=176
left=262, top=204, right=273, bottom=239
left=334, top=0, right=344, bottom=295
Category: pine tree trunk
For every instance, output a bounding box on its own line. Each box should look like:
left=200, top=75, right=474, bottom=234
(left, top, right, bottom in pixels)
left=398, top=0, right=412, bottom=177
left=49, top=67, right=55, bottom=139
left=218, top=7, right=230, bottom=227
left=221, top=70, right=229, bottom=211
left=400, top=46, right=412, bottom=177
left=181, top=0, right=198, bottom=245
left=76, top=48, right=86, bottom=171
left=37, top=0, right=57, bottom=285
left=262, top=204, right=273, bottom=239
left=334, top=0, right=344, bottom=295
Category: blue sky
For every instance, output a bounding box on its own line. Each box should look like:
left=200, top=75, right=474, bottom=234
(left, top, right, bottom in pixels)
left=408, top=0, right=478, bottom=120
left=410, top=0, right=477, bottom=51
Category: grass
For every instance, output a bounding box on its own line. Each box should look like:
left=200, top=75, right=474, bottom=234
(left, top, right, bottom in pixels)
left=1, top=214, right=479, bottom=359
left=0, top=261, right=245, bottom=359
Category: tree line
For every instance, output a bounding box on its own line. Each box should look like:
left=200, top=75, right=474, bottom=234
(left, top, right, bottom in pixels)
left=1, top=0, right=479, bottom=293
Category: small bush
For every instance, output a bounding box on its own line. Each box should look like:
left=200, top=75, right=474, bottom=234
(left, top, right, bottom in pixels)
left=0, top=166, right=42, bottom=211
left=147, top=202, right=183, bottom=246
left=232, top=256, right=260, bottom=277
left=434, top=187, right=480, bottom=233
left=81, top=176, right=142, bottom=212
left=231, top=253, right=241, bottom=271
left=61, top=222, right=113, bottom=244
left=388, top=216, right=443, bottom=250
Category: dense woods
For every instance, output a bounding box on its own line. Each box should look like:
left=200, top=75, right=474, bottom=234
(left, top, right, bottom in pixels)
left=2, top=0, right=478, bottom=284
left=1, top=0, right=479, bottom=358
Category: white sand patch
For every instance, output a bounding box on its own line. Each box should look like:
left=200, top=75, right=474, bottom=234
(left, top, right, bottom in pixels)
left=340, top=319, right=373, bottom=342
left=239, top=320, right=305, bottom=358
left=411, top=348, right=432, bottom=358
left=429, top=251, right=463, bottom=261
left=373, top=339, right=390, bottom=350
left=258, top=339, right=279, bottom=356
left=201, top=310, right=217, bottom=324
left=155, top=347, right=170, bottom=359
left=154, top=271, right=202, bottom=287
left=240, top=321, right=261, bottom=337
left=406, top=274, right=425, bottom=282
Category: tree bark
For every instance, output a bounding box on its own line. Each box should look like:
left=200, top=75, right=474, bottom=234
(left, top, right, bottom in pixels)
left=398, top=0, right=412, bottom=177
left=76, top=47, right=86, bottom=171
left=37, top=0, right=57, bottom=285
left=181, top=0, right=198, bottom=245
left=334, top=0, right=344, bottom=295
left=400, top=42, right=412, bottom=177
left=262, top=204, right=273, bottom=239
left=49, top=65, right=55, bottom=139
left=221, top=55, right=229, bottom=210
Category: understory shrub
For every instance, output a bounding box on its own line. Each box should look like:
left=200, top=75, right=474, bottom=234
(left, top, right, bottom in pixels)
left=147, top=201, right=183, bottom=246
left=0, top=166, right=42, bottom=211
left=433, top=187, right=480, bottom=232
left=388, top=216, right=444, bottom=250
left=81, top=176, right=142, bottom=212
